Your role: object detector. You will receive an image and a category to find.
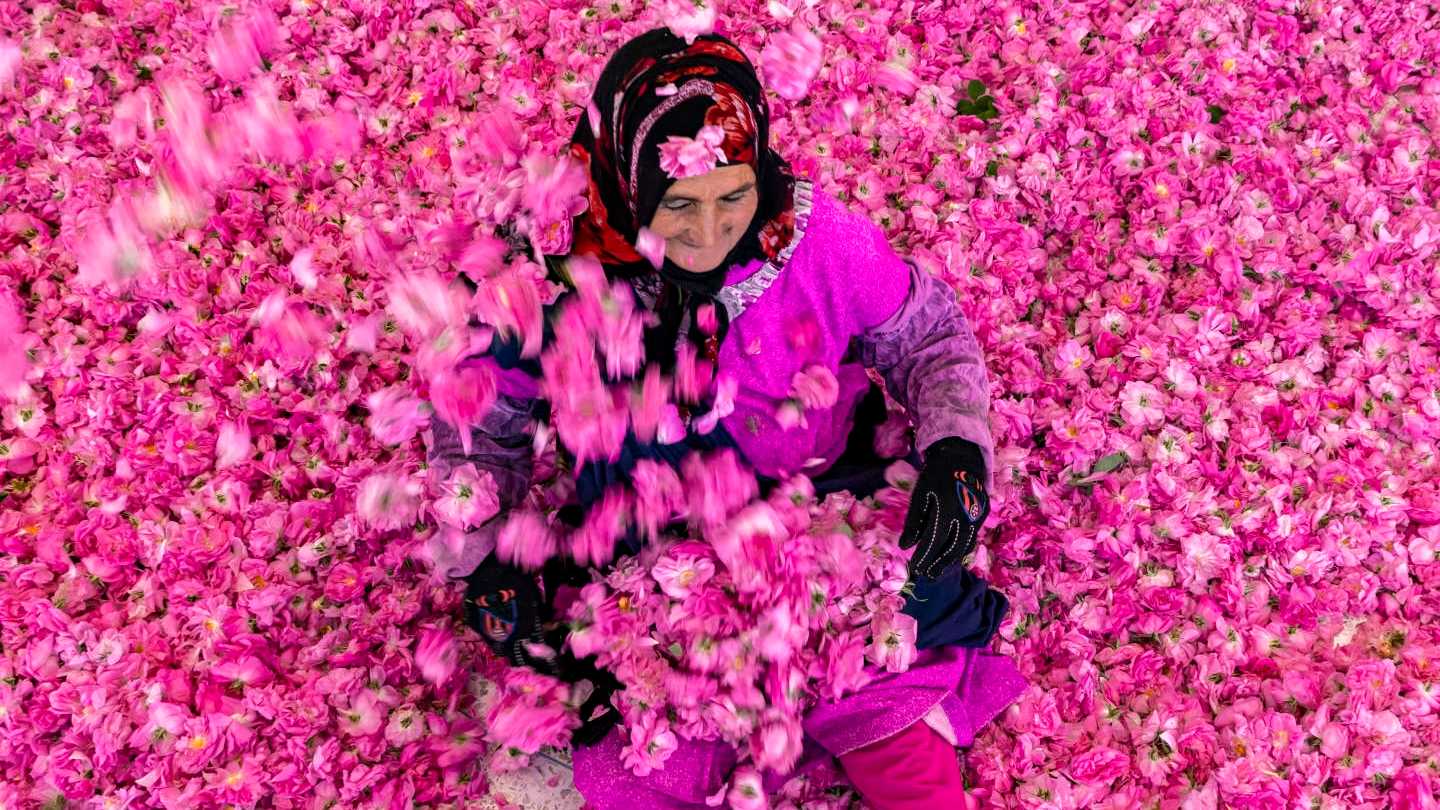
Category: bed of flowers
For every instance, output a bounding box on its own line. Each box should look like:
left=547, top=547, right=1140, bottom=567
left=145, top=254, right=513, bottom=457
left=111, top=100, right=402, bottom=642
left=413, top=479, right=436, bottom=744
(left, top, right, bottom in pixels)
left=3, top=0, right=1440, bottom=808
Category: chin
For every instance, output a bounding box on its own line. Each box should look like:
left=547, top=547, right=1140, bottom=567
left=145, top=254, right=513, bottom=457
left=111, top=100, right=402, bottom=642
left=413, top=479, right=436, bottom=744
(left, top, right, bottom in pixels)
left=672, top=254, right=724, bottom=274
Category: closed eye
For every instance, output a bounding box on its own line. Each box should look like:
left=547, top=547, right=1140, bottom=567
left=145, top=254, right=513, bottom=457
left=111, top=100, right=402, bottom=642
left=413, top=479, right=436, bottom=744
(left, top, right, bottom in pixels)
left=659, top=190, right=752, bottom=212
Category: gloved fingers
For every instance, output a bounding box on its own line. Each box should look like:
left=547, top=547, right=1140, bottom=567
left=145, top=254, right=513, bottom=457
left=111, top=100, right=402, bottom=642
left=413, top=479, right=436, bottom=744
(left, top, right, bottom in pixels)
left=899, top=487, right=940, bottom=550
left=569, top=664, right=622, bottom=746
left=957, top=520, right=980, bottom=567
left=918, top=516, right=964, bottom=580
left=910, top=494, right=953, bottom=579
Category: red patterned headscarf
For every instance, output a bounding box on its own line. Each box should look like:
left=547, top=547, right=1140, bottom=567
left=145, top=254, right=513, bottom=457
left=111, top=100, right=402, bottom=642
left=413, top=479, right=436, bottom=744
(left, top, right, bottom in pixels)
left=567, top=28, right=799, bottom=301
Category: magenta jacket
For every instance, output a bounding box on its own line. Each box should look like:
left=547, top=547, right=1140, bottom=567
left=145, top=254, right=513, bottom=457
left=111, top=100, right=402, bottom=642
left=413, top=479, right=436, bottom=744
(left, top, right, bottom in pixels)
left=712, top=180, right=995, bottom=488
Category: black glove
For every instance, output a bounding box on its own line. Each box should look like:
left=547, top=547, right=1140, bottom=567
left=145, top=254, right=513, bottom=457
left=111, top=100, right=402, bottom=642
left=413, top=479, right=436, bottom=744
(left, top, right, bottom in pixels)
left=464, top=554, right=557, bottom=674
left=899, top=437, right=990, bottom=580
left=562, top=657, right=623, bottom=746
left=466, top=552, right=623, bottom=745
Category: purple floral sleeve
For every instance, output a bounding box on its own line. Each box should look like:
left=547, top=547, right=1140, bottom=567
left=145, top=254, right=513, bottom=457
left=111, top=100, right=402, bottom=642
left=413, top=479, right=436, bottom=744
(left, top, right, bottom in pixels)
left=858, top=262, right=996, bottom=492
left=426, top=393, right=537, bottom=509
left=423, top=392, right=537, bottom=578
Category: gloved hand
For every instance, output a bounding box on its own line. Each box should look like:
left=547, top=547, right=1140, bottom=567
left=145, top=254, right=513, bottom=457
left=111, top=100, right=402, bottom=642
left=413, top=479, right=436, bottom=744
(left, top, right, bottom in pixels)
left=899, top=437, right=990, bottom=580
left=561, top=657, right=624, bottom=746
left=466, top=552, right=623, bottom=745
left=463, top=554, right=557, bottom=674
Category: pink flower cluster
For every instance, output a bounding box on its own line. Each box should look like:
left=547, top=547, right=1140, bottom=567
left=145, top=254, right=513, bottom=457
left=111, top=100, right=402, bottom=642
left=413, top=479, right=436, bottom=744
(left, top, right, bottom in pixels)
left=2, top=0, right=1439, bottom=807
left=658, top=124, right=729, bottom=180
left=564, top=467, right=919, bottom=779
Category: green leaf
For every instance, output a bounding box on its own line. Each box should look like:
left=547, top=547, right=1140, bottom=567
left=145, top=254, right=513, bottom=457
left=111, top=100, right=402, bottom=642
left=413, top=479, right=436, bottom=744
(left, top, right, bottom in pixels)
left=984, top=160, right=999, bottom=177
left=967, top=79, right=986, bottom=100
left=667, top=642, right=683, bottom=658
left=1092, top=452, right=1128, bottom=474
left=1207, top=105, right=1226, bottom=124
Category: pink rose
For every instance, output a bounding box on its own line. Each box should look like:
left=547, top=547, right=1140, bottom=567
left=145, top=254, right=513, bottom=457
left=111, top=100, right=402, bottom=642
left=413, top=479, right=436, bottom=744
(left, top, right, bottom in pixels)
left=215, top=420, right=252, bottom=469
left=652, top=552, right=716, bottom=599
left=325, top=562, right=367, bottom=602
left=657, top=0, right=716, bottom=44
left=427, top=359, right=498, bottom=450
left=873, top=409, right=912, bottom=458
left=533, top=216, right=574, bottom=255
left=458, top=234, right=510, bottom=282
left=569, top=489, right=629, bottom=566
left=631, top=458, right=687, bottom=539
left=657, top=125, right=728, bottom=180
left=1390, top=767, right=1439, bottom=810
left=386, top=271, right=469, bottom=341
left=789, top=364, right=839, bottom=411
left=726, top=767, right=768, bottom=810
left=1067, top=747, right=1131, bottom=784
left=751, top=713, right=804, bottom=772
left=621, top=711, right=679, bottom=777
left=432, top=463, right=500, bottom=530
left=253, top=290, right=326, bottom=365
left=869, top=611, right=917, bottom=673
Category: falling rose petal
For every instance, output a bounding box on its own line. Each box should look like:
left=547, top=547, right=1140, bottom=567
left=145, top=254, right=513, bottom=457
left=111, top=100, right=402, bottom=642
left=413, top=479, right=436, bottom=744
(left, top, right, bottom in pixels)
left=289, top=247, right=318, bottom=290
left=74, top=198, right=155, bottom=291
left=0, top=40, right=19, bottom=89
left=386, top=271, right=469, bottom=341
left=474, top=107, right=526, bottom=162
left=692, top=374, right=737, bottom=434
left=495, top=511, right=558, bottom=570
left=696, top=303, right=719, bottom=336
left=458, top=234, right=510, bottom=282
left=470, top=268, right=545, bottom=358
left=355, top=471, right=423, bottom=531
left=788, top=364, right=839, bottom=411
left=521, top=152, right=589, bottom=223
left=215, top=421, right=252, bottom=469
left=874, top=62, right=920, bottom=96
left=252, top=290, right=327, bottom=365
left=636, top=228, right=667, bottom=270
left=658, top=0, right=717, bottom=44
left=428, top=361, right=498, bottom=453
left=766, top=0, right=794, bottom=22
left=0, top=297, right=30, bottom=399
left=345, top=313, right=381, bottom=354
left=415, top=626, right=460, bottom=685
left=208, top=20, right=263, bottom=83
left=365, top=387, right=431, bottom=446
left=761, top=24, right=823, bottom=102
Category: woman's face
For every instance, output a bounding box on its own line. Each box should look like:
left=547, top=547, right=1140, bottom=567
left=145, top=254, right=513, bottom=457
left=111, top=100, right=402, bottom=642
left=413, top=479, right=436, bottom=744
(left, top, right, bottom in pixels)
left=646, top=163, right=759, bottom=274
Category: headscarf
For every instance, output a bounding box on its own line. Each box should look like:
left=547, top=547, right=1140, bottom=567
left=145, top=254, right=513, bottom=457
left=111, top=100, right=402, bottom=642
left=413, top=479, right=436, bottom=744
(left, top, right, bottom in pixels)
left=566, top=28, right=800, bottom=370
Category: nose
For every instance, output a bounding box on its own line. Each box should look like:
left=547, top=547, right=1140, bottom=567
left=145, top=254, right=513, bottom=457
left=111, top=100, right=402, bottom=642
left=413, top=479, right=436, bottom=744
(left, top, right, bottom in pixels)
left=693, top=209, right=720, bottom=248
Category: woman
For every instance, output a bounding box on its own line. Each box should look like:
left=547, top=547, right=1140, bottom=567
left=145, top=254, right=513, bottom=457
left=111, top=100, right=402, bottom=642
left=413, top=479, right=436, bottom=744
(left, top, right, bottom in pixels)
left=428, top=28, right=1026, bottom=809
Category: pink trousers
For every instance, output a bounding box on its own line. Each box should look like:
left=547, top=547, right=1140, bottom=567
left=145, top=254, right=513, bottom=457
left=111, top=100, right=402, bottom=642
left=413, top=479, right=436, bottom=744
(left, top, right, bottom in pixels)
left=837, top=720, right=972, bottom=810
